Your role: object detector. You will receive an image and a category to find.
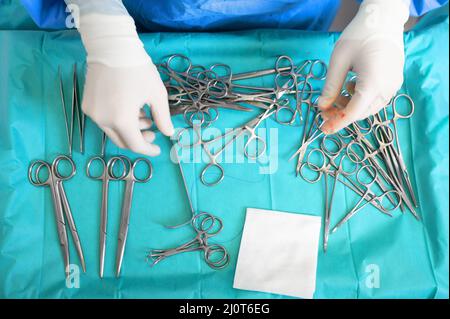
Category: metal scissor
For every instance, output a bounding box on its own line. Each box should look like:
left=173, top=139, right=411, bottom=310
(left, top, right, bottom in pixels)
left=372, top=94, right=418, bottom=207
left=114, top=156, right=153, bottom=277
left=86, top=153, right=127, bottom=278
left=28, top=155, right=86, bottom=276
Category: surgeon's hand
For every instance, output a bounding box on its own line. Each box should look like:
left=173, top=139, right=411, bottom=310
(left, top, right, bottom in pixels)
left=71, top=0, right=174, bottom=156
left=83, top=62, right=173, bottom=156
left=318, top=0, right=410, bottom=134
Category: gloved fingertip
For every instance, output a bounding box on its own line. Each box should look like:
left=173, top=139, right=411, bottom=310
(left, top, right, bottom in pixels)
left=321, top=121, right=336, bottom=135
left=142, top=130, right=156, bottom=143
left=321, top=112, right=348, bottom=135
left=317, top=96, right=334, bottom=111
left=146, top=144, right=161, bottom=157
left=160, top=122, right=175, bottom=137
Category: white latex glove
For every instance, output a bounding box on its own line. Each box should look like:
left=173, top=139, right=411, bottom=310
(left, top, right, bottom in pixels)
left=318, top=0, right=410, bottom=134
left=67, top=0, right=174, bottom=156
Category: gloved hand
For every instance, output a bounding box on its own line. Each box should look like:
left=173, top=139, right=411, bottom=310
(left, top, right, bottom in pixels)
left=69, top=0, right=174, bottom=156
left=318, top=0, right=410, bottom=134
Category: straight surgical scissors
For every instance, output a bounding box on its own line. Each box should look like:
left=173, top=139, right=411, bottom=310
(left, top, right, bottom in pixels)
left=86, top=154, right=127, bottom=278
left=114, top=156, right=153, bottom=277
left=28, top=155, right=86, bottom=276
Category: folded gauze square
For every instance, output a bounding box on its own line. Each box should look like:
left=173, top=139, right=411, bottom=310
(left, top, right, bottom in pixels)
left=233, top=208, right=321, bottom=299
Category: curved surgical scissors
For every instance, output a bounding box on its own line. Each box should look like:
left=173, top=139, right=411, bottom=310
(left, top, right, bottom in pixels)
left=28, top=155, right=85, bottom=276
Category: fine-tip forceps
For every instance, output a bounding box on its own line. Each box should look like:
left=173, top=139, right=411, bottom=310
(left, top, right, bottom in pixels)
left=26, top=64, right=87, bottom=277
left=147, top=141, right=229, bottom=269
left=28, top=155, right=86, bottom=276
left=331, top=164, right=402, bottom=233
left=58, top=64, right=85, bottom=156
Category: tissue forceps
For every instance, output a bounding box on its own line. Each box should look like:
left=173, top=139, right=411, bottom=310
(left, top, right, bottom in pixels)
left=86, top=154, right=127, bottom=278
left=300, top=137, right=358, bottom=251
left=375, top=94, right=418, bottom=207
left=28, top=155, right=86, bottom=276
left=346, top=126, right=418, bottom=218
left=331, top=164, right=402, bottom=233
left=275, top=55, right=327, bottom=125
left=177, top=107, right=275, bottom=186
left=149, top=212, right=229, bottom=269
left=114, top=156, right=153, bottom=277
left=148, top=141, right=229, bottom=269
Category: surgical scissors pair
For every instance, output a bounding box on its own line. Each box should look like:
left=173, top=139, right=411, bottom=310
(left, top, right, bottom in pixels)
left=177, top=106, right=275, bottom=186
left=87, top=154, right=153, bottom=277
left=28, top=155, right=86, bottom=276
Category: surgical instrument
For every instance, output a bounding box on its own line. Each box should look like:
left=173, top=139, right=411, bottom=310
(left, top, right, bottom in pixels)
left=177, top=106, right=275, bottom=186
left=28, top=155, right=86, bottom=276
left=58, top=64, right=85, bottom=156
left=86, top=152, right=127, bottom=278
left=147, top=140, right=229, bottom=269
left=115, top=156, right=153, bottom=277
left=331, top=164, right=402, bottom=233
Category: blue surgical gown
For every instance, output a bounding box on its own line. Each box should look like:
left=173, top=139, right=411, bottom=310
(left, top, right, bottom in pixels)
left=20, top=0, right=448, bottom=31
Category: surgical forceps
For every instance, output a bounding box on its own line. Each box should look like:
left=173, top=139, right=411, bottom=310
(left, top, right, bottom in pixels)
left=58, top=64, right=85, bottom=156
left=290, top=112, right=325, bottom=171
left=345, top=125, right=418, bottom=219
left=86, top=152, right=127, bottom=278
left=148, top=141, right=229, bottom=269
left=372, top=94, right=418, bottom=207
left=331, top=164, right=402, bottom=233
left=28, top=155, right=86, bottom=276
left=300, top=137, right=358, bottom=251
left=149, top=212, right=229, bottom=269
left=273, top=57, right=327, bottom=125
left=177, top=107, right=275, bottom=186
